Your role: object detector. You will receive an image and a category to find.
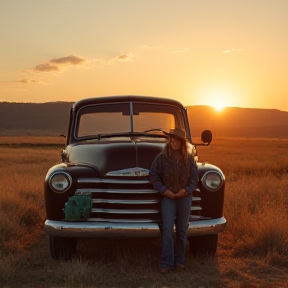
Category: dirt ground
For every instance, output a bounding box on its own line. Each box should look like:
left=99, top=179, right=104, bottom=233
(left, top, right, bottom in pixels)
left=2, top=233, right=288, bottom=288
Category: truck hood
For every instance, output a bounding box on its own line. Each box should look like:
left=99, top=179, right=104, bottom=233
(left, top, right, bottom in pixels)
left=65, top=138, right=165, bottom=177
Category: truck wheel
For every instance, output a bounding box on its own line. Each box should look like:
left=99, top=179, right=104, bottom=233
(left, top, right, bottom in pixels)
left=49, top=235, right=77, bottom=260
left=188, top=234, right=218, bottom=258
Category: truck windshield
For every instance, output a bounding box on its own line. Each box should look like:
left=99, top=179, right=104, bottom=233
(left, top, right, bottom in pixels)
left=76, top=102, right=185, bottom=138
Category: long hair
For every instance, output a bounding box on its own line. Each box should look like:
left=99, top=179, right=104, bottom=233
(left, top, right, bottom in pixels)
left=164, top=137, right=189, bottom=165
left=179, top=138, right=188, bottom=165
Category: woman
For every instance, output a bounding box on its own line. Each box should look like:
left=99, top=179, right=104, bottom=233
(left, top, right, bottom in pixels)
left=150, top=128, right=198, bottom=274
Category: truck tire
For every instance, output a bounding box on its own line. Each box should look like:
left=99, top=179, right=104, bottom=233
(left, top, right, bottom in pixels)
left=49, top=235, right=77, bottom=260
left=188, top=234, right=218, bottom=258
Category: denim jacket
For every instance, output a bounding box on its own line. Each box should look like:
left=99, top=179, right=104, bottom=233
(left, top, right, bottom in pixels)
left=150, top=148, right=198, bottom=196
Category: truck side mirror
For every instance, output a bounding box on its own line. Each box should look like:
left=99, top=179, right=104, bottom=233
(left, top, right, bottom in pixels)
left=201, top=130, right=212, bottom=145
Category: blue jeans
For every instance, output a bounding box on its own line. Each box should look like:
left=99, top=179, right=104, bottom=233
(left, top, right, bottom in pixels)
left=159, top=194, right=192, bottom=269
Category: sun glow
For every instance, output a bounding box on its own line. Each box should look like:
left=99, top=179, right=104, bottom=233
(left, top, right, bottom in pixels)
left=201, top=88, right=233, bottom=112
left=214, top=103, right=225, bottom=112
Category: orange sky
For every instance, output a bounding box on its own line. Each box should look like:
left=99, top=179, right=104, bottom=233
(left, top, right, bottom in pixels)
left=1, top=0, right=287, bottom=111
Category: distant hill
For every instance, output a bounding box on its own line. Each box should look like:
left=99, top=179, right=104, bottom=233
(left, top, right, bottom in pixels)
left=0, top=102, right=73, bottom=136
left=0, top=102, right=288, bottom=138
left=187, top=106, right=288, bottom=138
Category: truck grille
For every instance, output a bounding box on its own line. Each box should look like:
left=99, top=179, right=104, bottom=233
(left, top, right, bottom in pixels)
left=76, top=178, right=202, bottom=223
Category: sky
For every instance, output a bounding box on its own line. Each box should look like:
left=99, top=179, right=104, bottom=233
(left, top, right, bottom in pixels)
left=1, top=0, right=288, bottom=111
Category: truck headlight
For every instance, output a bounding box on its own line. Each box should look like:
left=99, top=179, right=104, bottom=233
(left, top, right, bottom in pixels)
left=49, top=172, right=72, bottom=193
left=201, top=171, right=224, bottom=191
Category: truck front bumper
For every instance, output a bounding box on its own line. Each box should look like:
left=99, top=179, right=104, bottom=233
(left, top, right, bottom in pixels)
left=44, top=217, right=227, bottom=238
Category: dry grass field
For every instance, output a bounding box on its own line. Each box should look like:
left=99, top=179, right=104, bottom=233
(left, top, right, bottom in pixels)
left=0, top=136, right=288, bottom=288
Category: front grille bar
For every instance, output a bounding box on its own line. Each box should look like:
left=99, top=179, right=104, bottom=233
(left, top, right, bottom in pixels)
left=77, top=178, right=150, bottom=184
left=92, top=208, right=158, bottom=214
left=90, top=206, right=201, bottom=214
left=75, top=188, right=158, bottom=195
left=75, top=180, right=203, bottom=222
left=92, top=199, right=159, bottom=204
left=191, top=206, right=202, bottom=211
left=76, top=189, right=202, bottom=198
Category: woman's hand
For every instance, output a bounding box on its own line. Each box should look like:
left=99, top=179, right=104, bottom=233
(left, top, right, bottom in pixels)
left=175, top=188, right=187, bottom=198
left=163, top=189, right=176, bottom=199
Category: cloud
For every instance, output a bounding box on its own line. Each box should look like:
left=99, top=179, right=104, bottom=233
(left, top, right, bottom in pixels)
left=108, top=53, right=134, bottom=64
left=50, top=55, right=85, bottom=65
left=115, top=53, right=134, bottom=62
left=30, top=54, right=133, bottom=73
left=32, top=55, right=86, bottom=73
left=2, top=53, right=134, bottom=87
left=16, top=78, right=43, bottom=85
left=118, top=54, right=130, bottom=60
left=0, top=78, right=44, bottom=88
left=34, top=63, right=59, bottom=72
left=222, top=48, right=242, bottom=54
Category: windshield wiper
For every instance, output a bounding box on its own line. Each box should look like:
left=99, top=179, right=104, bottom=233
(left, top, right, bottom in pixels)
left=142, top=128, right=169, bottom=136
left=81, top=130, right=169, bottom=141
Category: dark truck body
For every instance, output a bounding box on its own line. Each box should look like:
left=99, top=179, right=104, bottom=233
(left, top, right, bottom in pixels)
left=44, top=95, right=226, bottom=259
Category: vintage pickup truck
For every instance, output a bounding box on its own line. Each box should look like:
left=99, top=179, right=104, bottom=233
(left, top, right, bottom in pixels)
left=44, top=95, right=226, bottom=260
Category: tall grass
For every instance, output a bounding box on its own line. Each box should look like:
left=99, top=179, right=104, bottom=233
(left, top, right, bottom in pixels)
left=197, top=137, right=288, bottom=266
left=0, top=137, right=288, bottom=287
left=0, top=144, right=61, bottom=255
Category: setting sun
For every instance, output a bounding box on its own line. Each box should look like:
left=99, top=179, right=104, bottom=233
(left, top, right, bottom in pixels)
left=199, top=87, right=234, bottom=111
left=214, top=104, right=225, bottom=112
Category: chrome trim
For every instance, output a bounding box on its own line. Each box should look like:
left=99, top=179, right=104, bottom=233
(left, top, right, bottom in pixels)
left=189, top=215, right=212, bottom=220
left=191, top=206, right=202, bottom=211
left=89, top=205, right=200, bottom=213
left=76, top=189, right=200, bottom=197
left=92, top=199, right=159, bottom=204
left=88, top=218, right=157, bottom=223
left=106, top=167, right=150, bottom=177
left=75, top=188, right=158, bottom=195
left=87, top=218, right=160, bottom=223
left=77, top=178, right=150, bottom=184
left=44, top=217, right=227, bottom=238
left=88, top=216, right=205, bottom=222
left=91, top=208, right=158, bottom=214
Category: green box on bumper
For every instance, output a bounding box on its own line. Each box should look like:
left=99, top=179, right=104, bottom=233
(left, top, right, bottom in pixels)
left=63, top=195, right=92, bottom=221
